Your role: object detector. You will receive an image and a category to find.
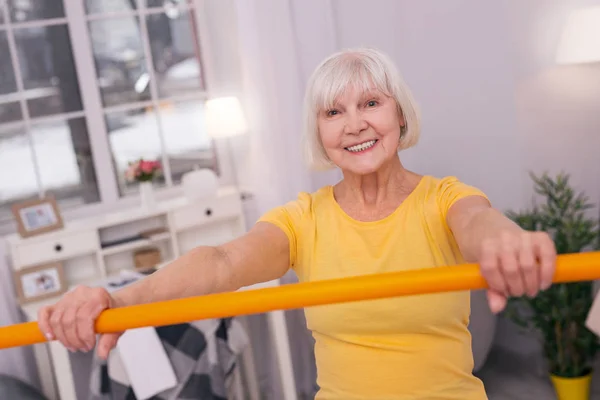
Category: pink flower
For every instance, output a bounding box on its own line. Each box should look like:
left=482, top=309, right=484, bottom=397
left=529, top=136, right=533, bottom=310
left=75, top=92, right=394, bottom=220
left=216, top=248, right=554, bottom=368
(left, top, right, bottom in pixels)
left=139, top=160, right=161, bottom=174
left=125, top=168, right=135, bottom=181
left=125, top=158, right=161, bottom=182
left=140, top=160, right=154, bottom=174
left=125, top=161, right=140, bottom=182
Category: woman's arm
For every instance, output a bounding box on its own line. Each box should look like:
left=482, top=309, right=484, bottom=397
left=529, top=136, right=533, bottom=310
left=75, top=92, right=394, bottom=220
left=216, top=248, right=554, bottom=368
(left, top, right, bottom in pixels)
left=446, top=196, right=522, bottom=262
left=38, top=221, right=291, bottom=357
left=446, top=195, right=557, bottom=312
left=112, top=222, right=291, bottom=307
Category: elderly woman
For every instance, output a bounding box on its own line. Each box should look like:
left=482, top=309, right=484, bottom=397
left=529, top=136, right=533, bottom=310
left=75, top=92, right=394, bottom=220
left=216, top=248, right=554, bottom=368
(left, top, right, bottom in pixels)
left=38, top=48, right=556, bottom=399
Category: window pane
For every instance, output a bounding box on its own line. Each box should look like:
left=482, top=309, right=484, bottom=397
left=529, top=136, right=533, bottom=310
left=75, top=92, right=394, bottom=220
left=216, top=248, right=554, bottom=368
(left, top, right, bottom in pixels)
left=0, top=101, right=22, bottom=123
left=14, top=25, right=83, bottom=118
left=106, top=107, right=166, bottom=194
left=145, top=0, right=192, bottom=9
left=30, top=117, right=100, bottom=207
left=0, top=125, right=39, bottom=221
left=158, top=99, right=216, bottom=184
left=0, top=1, right=5, bottom=25
left=147, top=9, right=204, bottom=98
left=86, top=0, right=136, bottom=14
left=8, top=0, right=65, bottom=23
left=0, top=31, right=17, bottom=95
left=0, top=30, right=20, bottom=125
left=89, top=17, right=150, bottom=107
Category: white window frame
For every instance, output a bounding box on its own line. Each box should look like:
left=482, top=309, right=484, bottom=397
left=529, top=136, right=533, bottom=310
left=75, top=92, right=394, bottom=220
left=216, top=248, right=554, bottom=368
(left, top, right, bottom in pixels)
left=0, top=0, right=234, bottom=234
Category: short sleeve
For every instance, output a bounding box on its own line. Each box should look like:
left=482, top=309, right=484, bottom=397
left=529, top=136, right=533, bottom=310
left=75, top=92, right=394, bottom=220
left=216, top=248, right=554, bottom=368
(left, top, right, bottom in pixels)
left=436, top=176, right=489, bottom=220
left=256, top=192, right=312, bottom=269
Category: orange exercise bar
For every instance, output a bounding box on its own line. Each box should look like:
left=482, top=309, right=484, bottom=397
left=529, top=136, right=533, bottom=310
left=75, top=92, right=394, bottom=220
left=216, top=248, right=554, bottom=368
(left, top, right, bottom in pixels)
left=1, top=251, right=600, bottom=350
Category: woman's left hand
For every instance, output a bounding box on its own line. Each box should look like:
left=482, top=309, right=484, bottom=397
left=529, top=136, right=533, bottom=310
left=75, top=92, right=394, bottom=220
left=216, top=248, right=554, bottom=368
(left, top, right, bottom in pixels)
left=478, top=230, right=557, bottom=314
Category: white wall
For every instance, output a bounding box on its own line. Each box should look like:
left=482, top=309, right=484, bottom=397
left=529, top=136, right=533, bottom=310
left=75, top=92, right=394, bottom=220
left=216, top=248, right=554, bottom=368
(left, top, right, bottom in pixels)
left=232, top=0, right=600, bottom=367
left=504, top=0, right=600, bottom=206
left=332, top=0, right=525, bottom=212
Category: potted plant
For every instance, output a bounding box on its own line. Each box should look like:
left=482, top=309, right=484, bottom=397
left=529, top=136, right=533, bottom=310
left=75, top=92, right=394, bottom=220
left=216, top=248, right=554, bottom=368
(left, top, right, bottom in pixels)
left=504, top=172, right=599, bottom=400
left=125, top=158, right=162, bottom=208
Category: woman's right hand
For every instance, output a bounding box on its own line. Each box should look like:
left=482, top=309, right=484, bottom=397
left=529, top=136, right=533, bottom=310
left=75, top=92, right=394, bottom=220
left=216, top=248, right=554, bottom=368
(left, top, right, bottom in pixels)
left=37, top=285, right=122, bottom=360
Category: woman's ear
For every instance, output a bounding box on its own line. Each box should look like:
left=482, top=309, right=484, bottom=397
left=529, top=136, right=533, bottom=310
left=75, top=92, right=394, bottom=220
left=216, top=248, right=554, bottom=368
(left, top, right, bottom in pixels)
left=398, top=108, right=406, bottom=128
left=398, top=111, right=407, bottom=138
left=400, top=124, right=407, bottom=138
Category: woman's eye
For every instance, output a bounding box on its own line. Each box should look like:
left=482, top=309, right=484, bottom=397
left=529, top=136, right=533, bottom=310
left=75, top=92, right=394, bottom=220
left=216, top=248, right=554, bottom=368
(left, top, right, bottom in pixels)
left=327, top=110, right=339, bottom=116
left=367, top=100, right=378, bottom=107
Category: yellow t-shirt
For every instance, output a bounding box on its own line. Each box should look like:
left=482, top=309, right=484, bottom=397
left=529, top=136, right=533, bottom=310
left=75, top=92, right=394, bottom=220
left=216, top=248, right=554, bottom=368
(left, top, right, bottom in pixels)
left=258, top=175, right=489, bottom=400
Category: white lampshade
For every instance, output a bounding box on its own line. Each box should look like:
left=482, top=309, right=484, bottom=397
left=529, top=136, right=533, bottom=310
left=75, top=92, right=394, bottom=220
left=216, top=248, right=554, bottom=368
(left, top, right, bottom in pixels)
left=205, top=96, right=248, bottom=138
left=556, top=6, right=600, bottom=65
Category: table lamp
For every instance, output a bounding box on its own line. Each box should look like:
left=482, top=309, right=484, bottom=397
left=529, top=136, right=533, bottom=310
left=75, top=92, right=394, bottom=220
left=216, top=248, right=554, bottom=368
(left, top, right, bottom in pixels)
left=556, top=6, right=600, bottom=65
left=205, top=96, right=249, bottom=198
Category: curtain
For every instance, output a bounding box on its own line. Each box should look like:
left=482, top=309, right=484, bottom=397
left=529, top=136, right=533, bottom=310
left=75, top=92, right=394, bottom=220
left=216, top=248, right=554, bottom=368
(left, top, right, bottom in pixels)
left=0, top=239, right=40, bottom=388
left=230, top=1, right=343, bottom=398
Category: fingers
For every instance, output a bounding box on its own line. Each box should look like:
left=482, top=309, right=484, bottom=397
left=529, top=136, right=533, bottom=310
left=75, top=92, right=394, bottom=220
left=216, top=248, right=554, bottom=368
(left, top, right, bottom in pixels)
left=49, top=308, right=70, bottom=350
left=498, top=232, right=525, bottom=297
left=37, top=306, right=55, bottom=341
left=517, top=232, right=539, bottom=297
left=534, top=232, right=557, bottom=290
left=61, top=301, right=88, bottom=352
left=77, top=298, right=109, bottom=351
left=486, top=290, right=507, bottom=314
left=75, top=313, right=97, bottom=352
left=36, top=285, right=113, bottom=354
left=478, top=230, right=557, bottom=303
left=97, top=333, right=122, bottom=360
left=479, top=239, right=507, bottom=297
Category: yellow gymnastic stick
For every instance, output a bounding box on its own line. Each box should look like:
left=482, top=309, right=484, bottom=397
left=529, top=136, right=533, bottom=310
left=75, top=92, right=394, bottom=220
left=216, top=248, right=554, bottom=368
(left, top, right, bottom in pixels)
left=1, top=251, right=600, bottom=350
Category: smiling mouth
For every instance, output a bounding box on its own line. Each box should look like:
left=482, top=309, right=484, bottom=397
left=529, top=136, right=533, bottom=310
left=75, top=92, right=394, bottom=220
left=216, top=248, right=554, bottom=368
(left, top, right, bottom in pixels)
left=345, top=139, right=378, bottom=153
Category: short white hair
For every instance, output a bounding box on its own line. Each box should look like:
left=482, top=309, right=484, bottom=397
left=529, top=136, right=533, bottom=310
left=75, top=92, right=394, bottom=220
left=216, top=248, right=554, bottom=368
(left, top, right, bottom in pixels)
left=302, top=47, right=421, bottom=171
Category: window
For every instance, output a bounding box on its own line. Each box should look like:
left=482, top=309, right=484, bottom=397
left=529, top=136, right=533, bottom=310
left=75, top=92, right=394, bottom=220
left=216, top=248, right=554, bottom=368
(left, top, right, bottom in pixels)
left=0, top=0, right=220, bottom=225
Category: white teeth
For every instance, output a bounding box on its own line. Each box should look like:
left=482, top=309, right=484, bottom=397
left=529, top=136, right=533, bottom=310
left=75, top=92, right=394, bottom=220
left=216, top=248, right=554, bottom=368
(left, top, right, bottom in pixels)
left=346, top=140, right=377, bottom=152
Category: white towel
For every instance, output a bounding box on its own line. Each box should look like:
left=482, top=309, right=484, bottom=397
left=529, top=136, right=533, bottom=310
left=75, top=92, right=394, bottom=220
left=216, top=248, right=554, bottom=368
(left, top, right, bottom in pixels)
left=101, top=270, right=178, bottom=399
left=115, top=327, right=178, bottom=400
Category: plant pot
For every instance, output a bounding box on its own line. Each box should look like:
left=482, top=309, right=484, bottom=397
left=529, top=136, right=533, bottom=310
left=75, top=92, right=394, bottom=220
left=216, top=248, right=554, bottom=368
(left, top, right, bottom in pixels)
left=550, top=373, right=592, bottom=400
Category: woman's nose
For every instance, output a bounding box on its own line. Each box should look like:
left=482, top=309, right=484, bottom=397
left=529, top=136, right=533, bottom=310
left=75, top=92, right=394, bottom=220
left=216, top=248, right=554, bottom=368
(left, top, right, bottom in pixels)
left=343, top=111, right=367, bottom=135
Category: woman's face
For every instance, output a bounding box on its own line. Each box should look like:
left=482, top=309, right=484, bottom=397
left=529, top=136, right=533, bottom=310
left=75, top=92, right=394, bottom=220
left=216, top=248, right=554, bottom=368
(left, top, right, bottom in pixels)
left=317, top=85, right=405, bottom=175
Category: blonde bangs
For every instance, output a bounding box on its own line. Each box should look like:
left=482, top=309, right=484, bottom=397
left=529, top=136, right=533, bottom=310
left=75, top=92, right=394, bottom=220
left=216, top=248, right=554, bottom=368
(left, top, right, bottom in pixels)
left=311, top=56, right=394, bottom=113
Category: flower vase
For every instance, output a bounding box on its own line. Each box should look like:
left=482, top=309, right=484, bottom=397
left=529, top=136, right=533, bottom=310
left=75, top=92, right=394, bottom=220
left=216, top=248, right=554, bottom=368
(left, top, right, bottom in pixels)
left=139, top=181, right=156, bottom=209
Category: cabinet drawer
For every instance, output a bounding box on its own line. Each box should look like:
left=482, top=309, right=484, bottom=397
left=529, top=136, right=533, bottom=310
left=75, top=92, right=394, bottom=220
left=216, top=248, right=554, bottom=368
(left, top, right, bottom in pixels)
left=171, top=194, right=242, bottom=232
left=15, top=230, right=98, bottom=268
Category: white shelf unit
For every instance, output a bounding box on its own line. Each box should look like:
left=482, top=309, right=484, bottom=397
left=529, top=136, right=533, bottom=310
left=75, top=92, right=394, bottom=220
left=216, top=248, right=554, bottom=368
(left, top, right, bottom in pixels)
left=5, top=187, right=298, bottom=400
left=7, top=187, right=246, bottom=299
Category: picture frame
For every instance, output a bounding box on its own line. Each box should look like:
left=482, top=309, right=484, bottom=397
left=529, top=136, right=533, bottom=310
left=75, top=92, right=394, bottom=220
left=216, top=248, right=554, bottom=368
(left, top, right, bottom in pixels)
left=12, top=196, right=64, bottom=238
left=13, top=262, right=68, bottom=304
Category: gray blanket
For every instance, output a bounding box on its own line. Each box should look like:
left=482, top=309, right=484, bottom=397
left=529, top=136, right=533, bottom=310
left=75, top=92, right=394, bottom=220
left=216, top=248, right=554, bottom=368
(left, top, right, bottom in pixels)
left=88, top=318, right=249, bottom=400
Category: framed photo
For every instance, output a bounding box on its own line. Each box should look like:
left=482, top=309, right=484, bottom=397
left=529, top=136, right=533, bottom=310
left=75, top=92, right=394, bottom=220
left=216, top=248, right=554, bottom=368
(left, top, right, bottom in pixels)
left=13, top=262, right=68, bottom=304
left=12, top=196, right=64, bottom=238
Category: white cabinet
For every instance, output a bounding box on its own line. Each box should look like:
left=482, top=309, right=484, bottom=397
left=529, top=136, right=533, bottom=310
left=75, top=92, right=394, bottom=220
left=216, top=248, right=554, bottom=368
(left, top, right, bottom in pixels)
left=11, top=229, right=99, bottom=269
left=5, top=188, right=297, bottom=400
left=6, top=188, right=246, bottom=294
left=170, top=193, right=242, bottom=232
